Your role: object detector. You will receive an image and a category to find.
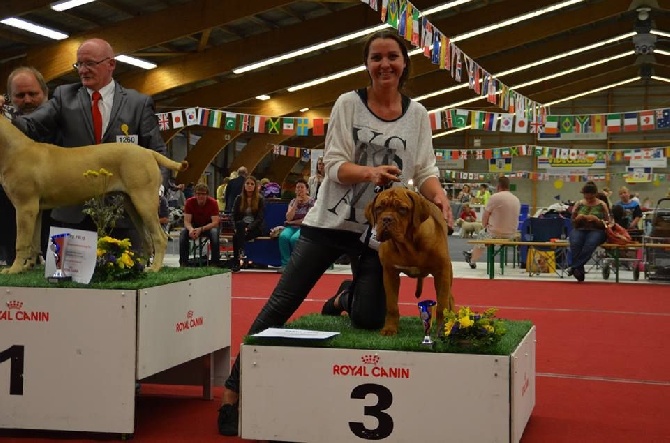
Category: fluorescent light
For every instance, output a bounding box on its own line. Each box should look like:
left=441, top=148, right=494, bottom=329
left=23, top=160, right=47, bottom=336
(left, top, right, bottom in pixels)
left=655, top=49, right=670, bottom=57
left=288, top=66, right=366, bottom=92
left=234, top=24, right=389, bottom=74
left=256, top=95, right=270, bottom=101
left=432, top=127, right=468, bottom=138
left=452, top=0, right=586, bottom=42
left=544, top=77, right=638, bottom=106
left=511, top=51, right=634, bottom=89
left=651, top=76, right=670, bottom=84
left=0, top=17, right=68, bottom=40
left=51, top=0, right=96, bottom=11
left=114, top=55, right=156, bottom=70
left=651, top=29, right=670, bottom=39
left=421, top=0, right=474, bottom=16
left=300, top=107, right=309, bottom=112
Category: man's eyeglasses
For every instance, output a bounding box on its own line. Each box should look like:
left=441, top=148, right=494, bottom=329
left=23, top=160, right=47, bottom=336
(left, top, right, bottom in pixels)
left=73, top=57, right=111, bottom=70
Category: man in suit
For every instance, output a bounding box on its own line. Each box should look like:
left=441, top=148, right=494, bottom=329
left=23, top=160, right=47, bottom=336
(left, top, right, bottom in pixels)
left=5, top=39, right=169, bottom=251
left=0, top=67, right=49, bottom=266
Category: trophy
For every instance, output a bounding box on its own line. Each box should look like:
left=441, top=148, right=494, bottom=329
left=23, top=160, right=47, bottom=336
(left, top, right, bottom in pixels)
left=417, top=300, right=437, bottom=346
left=48, top=233, right=72, bottom=283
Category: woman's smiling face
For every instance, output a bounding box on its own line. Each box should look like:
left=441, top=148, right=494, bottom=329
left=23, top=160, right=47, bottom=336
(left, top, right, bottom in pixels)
left=365, top=37, right=406, bottom=89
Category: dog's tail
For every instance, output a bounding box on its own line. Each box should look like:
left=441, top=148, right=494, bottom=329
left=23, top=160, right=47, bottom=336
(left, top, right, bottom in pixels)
left=151, top=151, right=189, bottom=173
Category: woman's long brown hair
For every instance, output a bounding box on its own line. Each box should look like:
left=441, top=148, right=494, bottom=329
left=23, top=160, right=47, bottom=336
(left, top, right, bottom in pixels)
left=240, top=175, right=260, bottom=213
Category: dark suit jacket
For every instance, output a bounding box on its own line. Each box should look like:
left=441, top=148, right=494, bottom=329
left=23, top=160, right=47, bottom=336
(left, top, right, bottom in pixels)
left=224, top=175, right=246, bottom=213
left=14, top=81, right=168, bottom=224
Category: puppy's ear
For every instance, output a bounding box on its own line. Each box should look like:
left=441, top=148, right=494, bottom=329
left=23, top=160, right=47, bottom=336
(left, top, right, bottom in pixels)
left=366, top=193, right=379, bottom=225
left=409, top=191, right=431, bottom=228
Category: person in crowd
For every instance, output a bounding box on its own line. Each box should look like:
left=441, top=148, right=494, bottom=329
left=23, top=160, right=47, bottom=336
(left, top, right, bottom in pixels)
left=463, top=176, right=520, bottom=269
left=230, top=176, right=265, bottom=272
left=216, top=177, right=230, bottom=212
left=308, top=156, right=325, bottom=199
left=567, top=182, right=610, bottom=282
left=183, top=182, right=195, bottom=199
left=158, top=185, right=170, bottom=236
left=178, top=183, right=220, bottom=266
left=217, top=30, right=453, bottom=436
left=0, top=67, right=50, bottom=266
left=473, top=183, right=491, bottom=205
left=224, top=166, right=248, bottom=213
left=1, top=39, right=170, bottom=255
left=616, top=186, right=643, bottom=232
left=456, top=184, right=472, bottom=203
left=278, top=179, right=314, bottom=272
left=601, top=186, right=613, bottom=208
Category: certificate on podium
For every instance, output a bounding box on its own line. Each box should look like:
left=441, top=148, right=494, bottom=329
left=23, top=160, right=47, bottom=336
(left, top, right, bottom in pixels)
left=44, top=227, right=97, bottom=284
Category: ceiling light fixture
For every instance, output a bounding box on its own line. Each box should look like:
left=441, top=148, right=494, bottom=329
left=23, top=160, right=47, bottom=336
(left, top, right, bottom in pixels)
left=451, top=0, right=586, bottom=43
left=543, top=77, right=638, bottom=106
left=0, top=17, right=68, bottom=40
left=432, top=127, right=468, bottom=138
left=256, top=95, right=271, bottom=101
left=651, top=76, right=670, bottom=84
left=650, top=29, right=670, bottom=39
left=655, top=49, right=670, bottom=56
left=234, top=0, right=475, bottom=75
left=300, top=107, right=309, bottom=112
left=50, top=0, right=96, bottom=11
left=287, top=66, right=366, bottom=92
left=114, top=55, right=156, bottom=70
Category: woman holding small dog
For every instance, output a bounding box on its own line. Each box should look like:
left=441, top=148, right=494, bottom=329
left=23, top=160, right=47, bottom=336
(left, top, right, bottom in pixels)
left=217, top=30, right=453, bottom=436
left=568, top=182, right=610, bottom=282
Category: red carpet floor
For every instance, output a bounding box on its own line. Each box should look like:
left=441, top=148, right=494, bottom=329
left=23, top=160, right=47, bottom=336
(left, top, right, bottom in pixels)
left=2, top=274, right=669, bottom=442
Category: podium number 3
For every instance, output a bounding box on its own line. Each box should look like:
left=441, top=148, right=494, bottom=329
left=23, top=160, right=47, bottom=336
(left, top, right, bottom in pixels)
left=0, top=345, right=24, bottom=395
left=349, top=383, right=393, bottom=440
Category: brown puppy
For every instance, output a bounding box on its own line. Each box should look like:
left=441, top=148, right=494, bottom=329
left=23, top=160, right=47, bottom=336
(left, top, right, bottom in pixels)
left=0, top=116, right=187, bottom=274
left=366, top=187, right=454, bottom=336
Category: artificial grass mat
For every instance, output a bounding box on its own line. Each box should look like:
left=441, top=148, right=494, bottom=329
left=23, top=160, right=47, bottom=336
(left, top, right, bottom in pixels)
left=245, top=313, right=533, bottom=355
left=0, top=265, right=227, bottom=290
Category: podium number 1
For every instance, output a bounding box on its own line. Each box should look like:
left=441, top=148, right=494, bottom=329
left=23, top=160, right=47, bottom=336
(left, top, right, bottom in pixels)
left=0, top=345, right=25, bottom=395
left=349, top=383, right=394, bottom=440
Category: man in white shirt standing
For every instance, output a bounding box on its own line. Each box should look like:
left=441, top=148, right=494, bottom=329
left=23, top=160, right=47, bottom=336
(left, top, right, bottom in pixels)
left=464, top=176, right=520, bottom=269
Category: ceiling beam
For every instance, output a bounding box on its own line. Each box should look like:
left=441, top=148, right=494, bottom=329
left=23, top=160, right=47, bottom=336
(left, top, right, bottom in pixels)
left=0, top=0, right=296, bottom=82
left=0, top=0, right=53, bottom=18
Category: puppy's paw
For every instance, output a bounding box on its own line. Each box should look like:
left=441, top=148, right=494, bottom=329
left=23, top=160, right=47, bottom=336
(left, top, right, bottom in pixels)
left=380, top=325, right=398, bottom=336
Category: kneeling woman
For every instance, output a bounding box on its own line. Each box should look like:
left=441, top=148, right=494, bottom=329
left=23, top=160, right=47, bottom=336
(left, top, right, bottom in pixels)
left=278, top=179, right=314, bottom=271
left=568, top=182, right=610, bottom=281
left=231, top=176, right=265, bottom=272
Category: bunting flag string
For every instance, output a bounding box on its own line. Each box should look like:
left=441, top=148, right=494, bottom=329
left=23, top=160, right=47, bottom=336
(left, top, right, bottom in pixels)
left=442, top=169, right=670, bottom=183
left=270, top=143, right=315, bottom=161
left=433, top=145, right=670, bottom=162
left=155, top=107, right=328, bottom=136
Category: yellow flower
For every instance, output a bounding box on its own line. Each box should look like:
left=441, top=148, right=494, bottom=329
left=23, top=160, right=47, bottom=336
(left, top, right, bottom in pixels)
left=120, top=251, right=134, bottom=268
left=83, top=170, right=100, bottom=177
left=98, top=168, right=112, bottom=177
left=483, top=324, right=494, bottom=333
left=458, top=315, right=474, bottom=328
left=444, top=320, right=455, bottom=336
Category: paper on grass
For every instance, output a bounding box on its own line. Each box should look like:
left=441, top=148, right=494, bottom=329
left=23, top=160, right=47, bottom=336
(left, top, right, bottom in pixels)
left=252, top=328, right=339, bottom=340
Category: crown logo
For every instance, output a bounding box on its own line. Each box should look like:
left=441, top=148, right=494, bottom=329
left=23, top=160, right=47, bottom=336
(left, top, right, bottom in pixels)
left=7, top=300, right=23, bottom=310
left=361, top=354, right=380, bottom=365
left=187, top=310, right=194, bottom=319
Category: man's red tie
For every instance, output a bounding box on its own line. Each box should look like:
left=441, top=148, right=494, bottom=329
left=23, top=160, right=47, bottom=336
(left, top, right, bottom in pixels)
left=92, top=91, right=102, bottom=144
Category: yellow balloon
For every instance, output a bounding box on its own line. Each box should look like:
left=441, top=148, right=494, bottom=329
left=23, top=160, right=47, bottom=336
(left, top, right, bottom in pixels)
left=554, top=179, right=563, bottom=190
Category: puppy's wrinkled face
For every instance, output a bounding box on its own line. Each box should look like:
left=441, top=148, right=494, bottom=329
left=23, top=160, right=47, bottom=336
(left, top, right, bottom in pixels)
left=367, top=188, right=412, bottom=242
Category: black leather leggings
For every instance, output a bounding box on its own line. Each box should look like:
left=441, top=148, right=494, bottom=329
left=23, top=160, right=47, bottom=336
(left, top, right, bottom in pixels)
left=223, top=225, right=386, bottom=393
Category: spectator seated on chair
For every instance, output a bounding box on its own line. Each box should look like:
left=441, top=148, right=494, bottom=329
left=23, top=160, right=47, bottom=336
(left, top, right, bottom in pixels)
left=567, top=182, right=610, bottom=282
left=455, top=203, right=482, bottom=238
left=278, top=179, right=315, bottom=272
left=231, top=176, right=265, bottom=272
left=179, top=183, right=220, bottom=267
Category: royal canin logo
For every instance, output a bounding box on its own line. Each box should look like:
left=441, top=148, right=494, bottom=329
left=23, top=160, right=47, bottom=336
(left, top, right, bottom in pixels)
left=332, top=354, right=410, bottom=379
left=0, top=300, right=50, bottom=322
left=175, top=309, right=204, bottom=332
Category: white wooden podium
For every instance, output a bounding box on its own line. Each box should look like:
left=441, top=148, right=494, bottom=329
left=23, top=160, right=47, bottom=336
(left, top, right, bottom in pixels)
left=0, top=273, right=231, bottom=435
left=240, top=327, right=535, bottom=442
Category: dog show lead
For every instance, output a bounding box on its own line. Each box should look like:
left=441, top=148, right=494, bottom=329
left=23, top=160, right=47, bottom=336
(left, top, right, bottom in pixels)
left=217, top=30, right=453, bottom=436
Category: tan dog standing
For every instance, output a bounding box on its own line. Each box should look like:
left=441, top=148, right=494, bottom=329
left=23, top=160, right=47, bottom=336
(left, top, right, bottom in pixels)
left=366, top=187, right=455, bottom=336
left=0, top=116, right=187, bottom=274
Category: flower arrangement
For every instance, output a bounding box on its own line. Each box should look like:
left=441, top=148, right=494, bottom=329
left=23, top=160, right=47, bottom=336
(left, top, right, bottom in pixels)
left=82, top=168, right=125, bottom=238
left=442, top=307, right=506, bottom=348
left=94, top=236, right=145, bottom=282
left=82, top=168, right=146, bottom=281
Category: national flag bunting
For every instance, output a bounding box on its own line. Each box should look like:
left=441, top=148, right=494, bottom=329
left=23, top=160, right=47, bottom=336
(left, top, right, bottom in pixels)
left=623, top=112, right=638, bottom=132
left=158, top=113, right=170, bottom=131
